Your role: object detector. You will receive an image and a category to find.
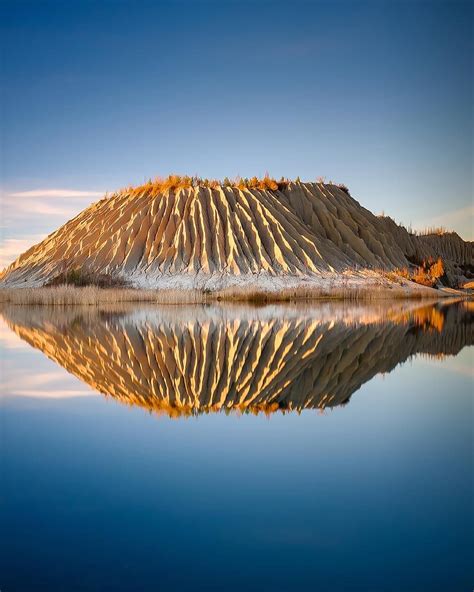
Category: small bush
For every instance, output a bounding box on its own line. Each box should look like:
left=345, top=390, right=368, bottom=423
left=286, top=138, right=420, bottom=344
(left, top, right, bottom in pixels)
left=46, top=269, right=129, bottom=289
left=392, top=257, right=445, bottom=288
left=337, top=183, right=350, bottom=195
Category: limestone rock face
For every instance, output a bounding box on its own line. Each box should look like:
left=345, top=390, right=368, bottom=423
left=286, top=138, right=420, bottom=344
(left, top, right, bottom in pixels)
left=1, top=183, right=472, bottom=288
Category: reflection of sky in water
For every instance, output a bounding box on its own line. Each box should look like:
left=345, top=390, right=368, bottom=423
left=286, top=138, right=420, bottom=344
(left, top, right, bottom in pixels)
left=0, top=308, right=472, bottom=591
left=1, top=317, right=96, bottom=398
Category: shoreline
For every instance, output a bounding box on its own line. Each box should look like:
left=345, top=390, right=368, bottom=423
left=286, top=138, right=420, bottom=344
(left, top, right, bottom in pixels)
left=0, top=282, right=470, bottom=306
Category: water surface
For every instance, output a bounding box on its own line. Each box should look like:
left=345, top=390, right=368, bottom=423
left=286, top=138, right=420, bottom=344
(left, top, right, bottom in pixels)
left=1, top=300, right=472, bottom=591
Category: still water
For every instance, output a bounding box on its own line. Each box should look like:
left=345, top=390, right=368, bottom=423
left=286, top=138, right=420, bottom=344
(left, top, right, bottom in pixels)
left=1, top=300, right=472, bottom=591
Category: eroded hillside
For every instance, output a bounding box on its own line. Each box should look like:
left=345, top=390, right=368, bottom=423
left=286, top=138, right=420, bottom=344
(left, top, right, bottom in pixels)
left=1, top=182, right=472, bottom=290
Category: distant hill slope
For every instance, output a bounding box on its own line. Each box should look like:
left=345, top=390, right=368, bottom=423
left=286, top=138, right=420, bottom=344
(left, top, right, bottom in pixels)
left=1, top=182, right=472, bottom=289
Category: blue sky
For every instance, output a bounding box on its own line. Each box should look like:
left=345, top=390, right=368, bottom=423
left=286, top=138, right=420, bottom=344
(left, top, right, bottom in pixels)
left=1, top=0, right=472, bottom=266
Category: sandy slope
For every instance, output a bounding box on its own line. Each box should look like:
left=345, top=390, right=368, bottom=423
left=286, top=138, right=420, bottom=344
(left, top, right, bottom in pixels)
left=1, top=301, right=471, bottom=416
left=1, top=183, right=472, bottom=290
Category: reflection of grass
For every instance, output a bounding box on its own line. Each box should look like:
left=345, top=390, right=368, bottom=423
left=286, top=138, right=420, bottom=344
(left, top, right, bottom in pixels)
left=389, top=304, right=446, bottom=332
left=0, top=282, right=443, bottom=306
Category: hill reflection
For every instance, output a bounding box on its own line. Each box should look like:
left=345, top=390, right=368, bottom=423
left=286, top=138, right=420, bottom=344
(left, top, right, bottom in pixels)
left=1, top=300, right=472, bottom=417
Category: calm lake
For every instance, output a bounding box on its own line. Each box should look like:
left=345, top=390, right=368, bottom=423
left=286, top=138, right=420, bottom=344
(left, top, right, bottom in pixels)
left=1, top=300, right=472, bottom=592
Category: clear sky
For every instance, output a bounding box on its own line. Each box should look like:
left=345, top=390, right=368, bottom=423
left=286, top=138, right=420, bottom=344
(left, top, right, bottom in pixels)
left=1, top=0, right=472, bottom=267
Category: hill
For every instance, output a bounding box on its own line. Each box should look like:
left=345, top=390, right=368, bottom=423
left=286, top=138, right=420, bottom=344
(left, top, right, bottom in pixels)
left=1, top=179, right=472, bottom=292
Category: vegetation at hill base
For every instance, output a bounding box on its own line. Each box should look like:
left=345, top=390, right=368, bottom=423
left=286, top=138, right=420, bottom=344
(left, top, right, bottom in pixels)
left=391, top=257, right=446, bottom=288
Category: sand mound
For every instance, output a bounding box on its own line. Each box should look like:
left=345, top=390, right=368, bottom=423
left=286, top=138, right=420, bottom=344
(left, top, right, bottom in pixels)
left=2, top=301, right=471, bottom=416
left=1, top=182, right=472, bottom=289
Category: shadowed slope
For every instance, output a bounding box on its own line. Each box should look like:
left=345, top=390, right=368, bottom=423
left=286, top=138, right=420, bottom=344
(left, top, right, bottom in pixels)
left=2, top=301, right=471, bottom=416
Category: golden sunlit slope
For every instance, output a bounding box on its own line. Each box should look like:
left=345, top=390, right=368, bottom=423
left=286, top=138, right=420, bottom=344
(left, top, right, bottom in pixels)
left=1, top=181, right=472, bottom=289
left=1, top=301, right=471, bottom=417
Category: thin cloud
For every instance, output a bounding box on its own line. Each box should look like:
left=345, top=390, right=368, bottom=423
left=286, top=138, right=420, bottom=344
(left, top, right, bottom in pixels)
left=1, top=370, right=97, bottom=397
left=9, top=189, right=104, bottom=198
left=16, top=200, right=80, bottom=217
left=427, top=204, right=473, bottom=226
left=0, top=236, right=45, bottom=269
left=10, top=389, right=96, bottom=398
left=0, top=317, right=28, bottom=350
left=0, top=188, right=102, bottom=267
left=2, top=369, right=97, bottom=397
left=3, top=194, right=94, bottom=219
left=420, top=356, right=474, bottom=379
left=414, top=204, right=473, bottom=240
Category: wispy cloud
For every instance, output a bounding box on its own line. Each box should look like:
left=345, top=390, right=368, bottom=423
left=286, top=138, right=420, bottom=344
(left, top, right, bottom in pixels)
left=420, top=356, right=474, bottom=378
left=0, top=236, right=45, bottom=269
left=8, top=189, right=104, bottom=199
left=11, top=200, right=80, bottom=217
left=0, top=318, right=98, bottom=398
left=3, top=196, right=91, bottom=219
left=414, top=204, right=473, bottom=240
left=2, top=368, right=96, bottom=398
left=0, top=187, right=103, bottom=267
left=0, top=317, right=29, bottom=349
left=11, top=388, right=96, bottom=398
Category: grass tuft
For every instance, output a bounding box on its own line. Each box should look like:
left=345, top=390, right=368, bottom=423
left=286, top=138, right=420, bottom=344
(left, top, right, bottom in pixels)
left=389, top=257, right=446, bottom=288
left=110, top=175, right=351, bottom=199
